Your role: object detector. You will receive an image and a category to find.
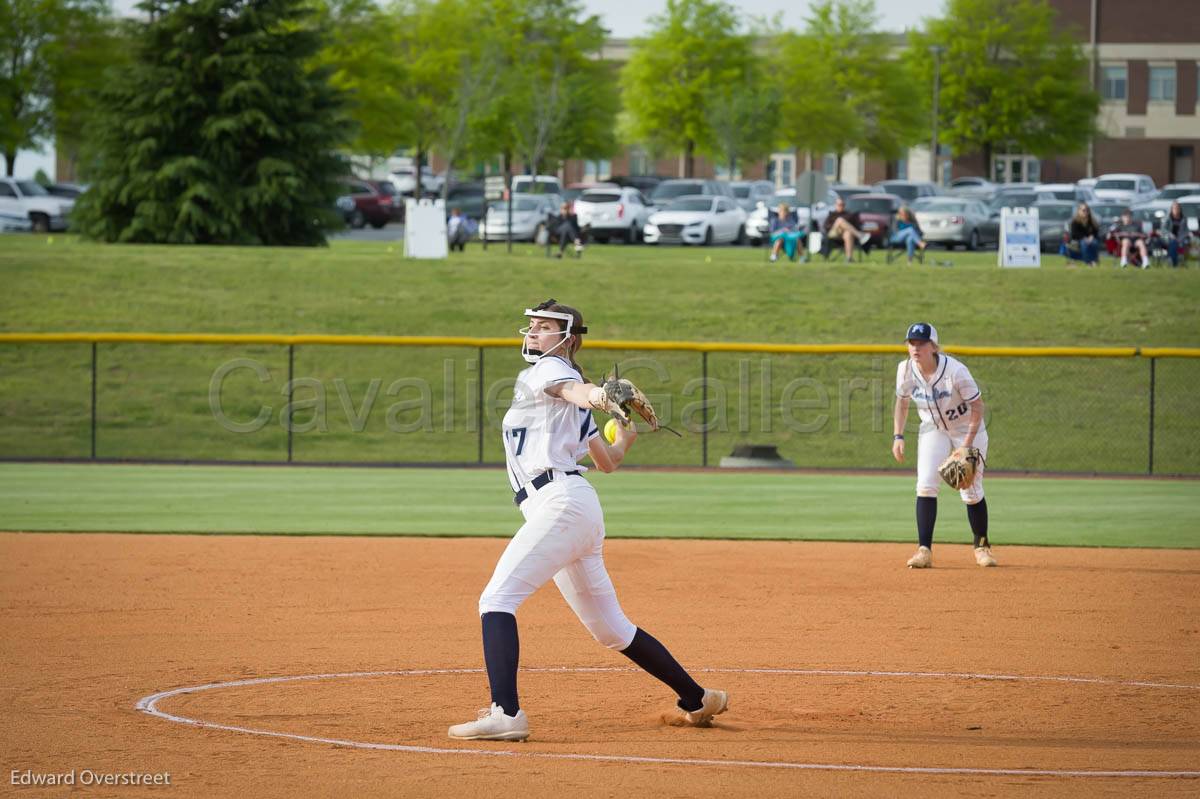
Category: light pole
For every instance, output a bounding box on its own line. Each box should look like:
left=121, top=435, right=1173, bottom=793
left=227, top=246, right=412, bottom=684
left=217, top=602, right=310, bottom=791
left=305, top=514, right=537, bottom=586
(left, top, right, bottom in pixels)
left=929, top=45, right=945, bottom=184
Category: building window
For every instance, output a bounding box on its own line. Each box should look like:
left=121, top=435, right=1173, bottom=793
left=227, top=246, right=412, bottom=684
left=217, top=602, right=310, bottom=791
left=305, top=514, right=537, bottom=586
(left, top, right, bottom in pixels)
left=583, top=160, right=611, bottom=182
left=767, top=154, right=795, bottom=187
left=894, top=158, right=908, bottom=180
left=1149, top=67, right=1176, bottom=102
left=821, top=153, right=837, bottom=179
left=1100, top=65, right=1126, bottom=100
left=628, top=148, right=648, bottom=177
left=992, top=154, right=1039, bottom=184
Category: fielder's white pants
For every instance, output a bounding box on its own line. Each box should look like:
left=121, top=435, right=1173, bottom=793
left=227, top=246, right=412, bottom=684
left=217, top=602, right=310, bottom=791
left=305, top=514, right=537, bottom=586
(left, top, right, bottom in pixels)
left=478, top=474, right=638, bottom=651
left=916, top=425, right=989, bottom=504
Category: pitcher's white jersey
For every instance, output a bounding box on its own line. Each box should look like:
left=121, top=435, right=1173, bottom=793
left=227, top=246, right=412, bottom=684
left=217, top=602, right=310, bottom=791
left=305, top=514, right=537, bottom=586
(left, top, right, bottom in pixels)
left=895, top=354, right=984, bottom=436
left=503, top=356, right=599, bottom=492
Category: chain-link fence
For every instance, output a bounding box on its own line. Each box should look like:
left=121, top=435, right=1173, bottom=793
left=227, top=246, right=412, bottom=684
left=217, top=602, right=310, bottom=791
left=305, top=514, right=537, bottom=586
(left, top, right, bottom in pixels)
left=1, top=336, right=1198, bottom=475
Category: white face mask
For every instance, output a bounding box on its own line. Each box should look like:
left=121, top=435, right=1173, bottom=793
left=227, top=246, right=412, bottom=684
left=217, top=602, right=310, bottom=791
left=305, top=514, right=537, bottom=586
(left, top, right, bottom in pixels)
left=520, top=306, right=578, bottom=364
left=519, top=323, right=571, bottom=364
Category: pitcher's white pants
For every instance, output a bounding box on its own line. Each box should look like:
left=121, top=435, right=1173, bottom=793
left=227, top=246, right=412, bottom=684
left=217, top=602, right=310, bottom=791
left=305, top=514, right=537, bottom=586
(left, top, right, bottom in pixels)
left=478, top=475, right=638, bottom=651
left=916, top=426, right=989, bottom=504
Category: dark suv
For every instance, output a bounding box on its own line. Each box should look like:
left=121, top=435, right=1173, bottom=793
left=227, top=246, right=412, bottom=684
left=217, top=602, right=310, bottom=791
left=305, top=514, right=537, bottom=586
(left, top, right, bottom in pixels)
left=445, top=182, right=488, bottom=220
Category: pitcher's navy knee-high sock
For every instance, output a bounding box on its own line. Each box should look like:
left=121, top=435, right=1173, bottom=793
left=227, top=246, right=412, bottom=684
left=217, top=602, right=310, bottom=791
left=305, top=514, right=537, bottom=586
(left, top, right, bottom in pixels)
left=620, top=628, right=705, bottom=711
left=968, top=498, right=989, bottom=548
left=916, top=496, right=937, bottom=549
left=481, top=612, right=520, bottom=715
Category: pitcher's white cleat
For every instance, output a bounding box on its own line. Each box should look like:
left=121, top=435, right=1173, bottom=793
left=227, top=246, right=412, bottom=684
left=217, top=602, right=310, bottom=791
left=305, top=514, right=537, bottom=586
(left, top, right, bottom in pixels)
left=974, top=546, right=998, bottom=567
left=907, top=545, right=932, bottom=568
left=680, top=688, right=729, bottom=727
left=448, top=703, right=530, bottom=741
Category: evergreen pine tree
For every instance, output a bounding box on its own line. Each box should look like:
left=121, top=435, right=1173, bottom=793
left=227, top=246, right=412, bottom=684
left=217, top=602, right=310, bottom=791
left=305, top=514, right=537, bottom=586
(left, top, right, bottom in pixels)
left=74, top=0, right=349, bottom=245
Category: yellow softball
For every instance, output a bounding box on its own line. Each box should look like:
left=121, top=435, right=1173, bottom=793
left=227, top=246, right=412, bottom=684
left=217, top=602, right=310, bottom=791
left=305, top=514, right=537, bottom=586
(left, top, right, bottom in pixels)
left=603, top=418, right=619, bottom=444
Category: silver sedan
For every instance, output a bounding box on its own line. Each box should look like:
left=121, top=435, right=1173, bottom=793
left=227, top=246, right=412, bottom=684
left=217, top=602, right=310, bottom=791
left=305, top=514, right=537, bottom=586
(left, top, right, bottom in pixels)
left=914, top=199, right=995, bottom=250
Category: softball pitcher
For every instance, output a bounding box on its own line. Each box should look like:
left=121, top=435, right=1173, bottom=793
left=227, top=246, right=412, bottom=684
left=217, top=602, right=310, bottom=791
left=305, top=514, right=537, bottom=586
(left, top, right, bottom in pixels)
left=448, top=299, right=728, bottom=742
left=891, top=322, right=997, bottom=569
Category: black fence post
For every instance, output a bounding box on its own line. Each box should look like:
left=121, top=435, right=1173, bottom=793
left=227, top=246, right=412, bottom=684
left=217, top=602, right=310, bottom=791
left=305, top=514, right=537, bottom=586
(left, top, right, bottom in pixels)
left=477, top=346, right=485, bottom=464
left=1148, top=356, right=1156, bottom=475
left=701, top=350, right=708, bottom=468
left=287, top=344, right=294, bottom=464
left=90, top=342, right=97, bottom=460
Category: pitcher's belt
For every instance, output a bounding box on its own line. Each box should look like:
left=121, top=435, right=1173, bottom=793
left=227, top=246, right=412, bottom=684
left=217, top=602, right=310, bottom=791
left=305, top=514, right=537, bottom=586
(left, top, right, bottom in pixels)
left=514, top=469, right=581, bottom=506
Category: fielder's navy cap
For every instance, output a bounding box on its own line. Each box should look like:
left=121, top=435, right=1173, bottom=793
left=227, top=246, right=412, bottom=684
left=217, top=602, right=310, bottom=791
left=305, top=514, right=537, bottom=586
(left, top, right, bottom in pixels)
left=905, top=322, right=938, bottom=344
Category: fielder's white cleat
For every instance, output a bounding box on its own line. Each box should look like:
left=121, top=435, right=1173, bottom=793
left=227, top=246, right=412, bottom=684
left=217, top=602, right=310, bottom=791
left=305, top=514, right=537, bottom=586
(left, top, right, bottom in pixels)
left=907, top=545, right=932, bottom=568
left=680, top=688, right=729, bottom=727
left=974, top=546, right=997, bottom=567
left=448, top=703, right=530, bottom=741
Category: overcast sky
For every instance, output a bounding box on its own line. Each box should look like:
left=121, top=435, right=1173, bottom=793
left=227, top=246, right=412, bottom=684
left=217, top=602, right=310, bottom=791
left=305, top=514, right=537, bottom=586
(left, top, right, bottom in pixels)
left=104, top=0, right=946, bottom=34
left=588, top=0, right=945, bottom=37
left=12, top=0, right=947, bottom=178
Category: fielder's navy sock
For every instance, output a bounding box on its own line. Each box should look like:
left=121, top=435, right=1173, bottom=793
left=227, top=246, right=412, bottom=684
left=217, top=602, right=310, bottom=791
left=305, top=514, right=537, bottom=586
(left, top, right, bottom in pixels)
left=968, top=498, right=989, bottom=548
left=481, top=611, right=520, bottom=715
left=620, top=628, right=705, bottom=711
left=916, top=496, right=937, bottom=549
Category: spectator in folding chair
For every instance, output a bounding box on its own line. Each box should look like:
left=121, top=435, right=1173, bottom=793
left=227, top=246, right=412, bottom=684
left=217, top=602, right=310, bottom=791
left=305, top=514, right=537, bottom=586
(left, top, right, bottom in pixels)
left=1114, top=208, right=1150, bottom=268
left=1161, top=201, right=1192, bottom=268
left=821, top=197, right=872, bottom=261
left=888, top=205, right=927, bottom=264
left=1061, top=202, right=1100, bottom=267
left=768, top=203, right=804, bottom=262
left=547, top=201, right=585, bottom=259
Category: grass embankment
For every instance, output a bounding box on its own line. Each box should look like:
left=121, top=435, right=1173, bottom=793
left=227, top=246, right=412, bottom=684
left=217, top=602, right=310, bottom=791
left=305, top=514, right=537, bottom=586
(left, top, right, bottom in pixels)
left=2, top=237, right=1198, bottom=472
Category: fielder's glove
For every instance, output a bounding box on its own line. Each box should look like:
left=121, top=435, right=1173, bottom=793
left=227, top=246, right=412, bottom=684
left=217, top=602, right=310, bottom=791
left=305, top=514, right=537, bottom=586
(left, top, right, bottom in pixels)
left=588, top=377, right=660, bottom=431
left=937, top=446, right=984, bottom=490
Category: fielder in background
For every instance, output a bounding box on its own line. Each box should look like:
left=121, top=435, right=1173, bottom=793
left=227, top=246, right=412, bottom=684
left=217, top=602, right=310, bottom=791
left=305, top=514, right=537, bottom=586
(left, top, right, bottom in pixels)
left=891, top=322, right=997, bottom=569
left=448, top=299, right=728, bottom=742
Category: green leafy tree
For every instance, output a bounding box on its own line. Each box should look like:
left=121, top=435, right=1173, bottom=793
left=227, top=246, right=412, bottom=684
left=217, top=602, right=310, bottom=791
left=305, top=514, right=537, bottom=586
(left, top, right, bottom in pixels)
left=499, top=0, right=617, bottom=179
left=0, top=0, right=112, bottom=176
left=705, top=58, right=779, bottom=177
left=73, top=0, right=350, bottom=245
left=621, top=0, right=752, bottom=177
left=908, top=0, right=1098, bottom=170
left=776, top=0, right=925, bottom=174
left=52, top=12, right=131, bottom=179
left=317, top=0, right=407, bottom=163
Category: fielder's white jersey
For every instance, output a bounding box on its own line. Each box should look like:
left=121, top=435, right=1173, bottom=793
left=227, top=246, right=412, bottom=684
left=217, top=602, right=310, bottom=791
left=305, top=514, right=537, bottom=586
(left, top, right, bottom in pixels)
left=895, top=354, right=984, bottom=436
left=503, top=356, right=599, bottom=492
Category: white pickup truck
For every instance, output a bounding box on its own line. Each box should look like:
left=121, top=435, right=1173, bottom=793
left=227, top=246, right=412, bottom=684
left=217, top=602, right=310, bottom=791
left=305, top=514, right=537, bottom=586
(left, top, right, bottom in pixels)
left=0, top=178, right=73, bottom=232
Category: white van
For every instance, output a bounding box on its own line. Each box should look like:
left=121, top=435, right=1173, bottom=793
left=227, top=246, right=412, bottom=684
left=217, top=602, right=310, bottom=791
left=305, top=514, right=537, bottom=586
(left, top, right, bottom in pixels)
left=511, top=175, right=562, bottom=196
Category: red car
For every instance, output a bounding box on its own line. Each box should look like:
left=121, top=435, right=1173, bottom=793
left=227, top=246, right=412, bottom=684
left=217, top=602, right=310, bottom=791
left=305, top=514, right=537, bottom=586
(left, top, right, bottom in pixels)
left=338, top=178, right=396, bottom=229
left=845, top=193, right=903, bottom=245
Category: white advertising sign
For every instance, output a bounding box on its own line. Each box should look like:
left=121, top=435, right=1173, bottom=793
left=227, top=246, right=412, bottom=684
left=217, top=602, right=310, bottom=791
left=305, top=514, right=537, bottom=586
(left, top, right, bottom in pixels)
left=404, top=198, right=448, bottom=259
left=999, top=207, right=1041, bottom=268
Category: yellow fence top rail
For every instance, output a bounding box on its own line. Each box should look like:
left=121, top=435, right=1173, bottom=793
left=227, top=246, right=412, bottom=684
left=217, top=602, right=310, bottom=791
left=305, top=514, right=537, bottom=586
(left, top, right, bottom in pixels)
left=0, top=332, right=1197, bottom=358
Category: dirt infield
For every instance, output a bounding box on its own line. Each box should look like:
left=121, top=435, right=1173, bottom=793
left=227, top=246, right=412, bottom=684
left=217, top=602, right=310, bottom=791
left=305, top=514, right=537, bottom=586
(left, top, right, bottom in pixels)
left=2, top=533, right=1198, bottom=798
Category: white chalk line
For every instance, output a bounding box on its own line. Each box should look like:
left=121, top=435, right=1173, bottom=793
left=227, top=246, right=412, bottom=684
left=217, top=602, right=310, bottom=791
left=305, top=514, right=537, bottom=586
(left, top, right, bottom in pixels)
left=135, top=667, right=1200, bottom=779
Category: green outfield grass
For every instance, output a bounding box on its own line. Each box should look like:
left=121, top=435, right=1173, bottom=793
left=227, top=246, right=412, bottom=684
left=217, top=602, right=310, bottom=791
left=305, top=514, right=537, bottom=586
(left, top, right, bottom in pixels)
left=1, top=463, right=1197, bottom=548
left=2, top=236, right=1199, bottom=472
